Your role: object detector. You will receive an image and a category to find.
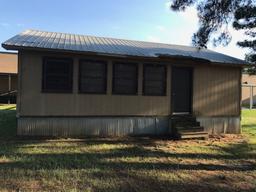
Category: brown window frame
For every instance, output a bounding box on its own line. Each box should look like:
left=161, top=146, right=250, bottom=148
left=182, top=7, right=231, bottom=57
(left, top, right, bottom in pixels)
left=42, top=57, right=73, bottom=93
left=112, top=62, right=138, bottom=95
left=143, top=64, right=167, bottom=96
left=79, top=59, right=107, bottom=94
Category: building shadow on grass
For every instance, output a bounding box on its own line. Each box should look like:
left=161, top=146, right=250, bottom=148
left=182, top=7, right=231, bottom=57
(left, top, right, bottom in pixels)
left=0, top=142, right=255, bottom=171
left=0, top=142, right=255, bottom=191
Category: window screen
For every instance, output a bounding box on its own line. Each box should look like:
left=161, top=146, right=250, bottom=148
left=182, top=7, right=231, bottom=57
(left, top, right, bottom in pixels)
left=143, top=64, right=166, bottom=96
left=42, top=58, right=73, bottom=93
left=113, top=62, right=138, bottom=95
left=79, top=60, right=107, bottom=94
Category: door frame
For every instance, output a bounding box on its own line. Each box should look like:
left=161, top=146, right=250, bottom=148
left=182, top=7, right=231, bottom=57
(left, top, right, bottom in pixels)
left=171, top=66, right=194, bottom=115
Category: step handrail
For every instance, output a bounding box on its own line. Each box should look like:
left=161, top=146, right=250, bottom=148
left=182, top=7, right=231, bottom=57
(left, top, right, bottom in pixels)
left=0, top=90, right=17, bottom=97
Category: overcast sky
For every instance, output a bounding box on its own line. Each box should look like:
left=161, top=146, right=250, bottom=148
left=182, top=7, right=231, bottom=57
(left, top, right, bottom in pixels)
left=0, top=0, right=248, bottom=59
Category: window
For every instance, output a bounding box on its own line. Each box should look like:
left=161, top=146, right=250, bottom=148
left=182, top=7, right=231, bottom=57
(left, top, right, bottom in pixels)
left=42, top=58, right=73, bottom=93
left=143, top=64, right=166, bottom=96
left=79, top=60, right=107, bottom=94
left=113, top=62, right=138, bottom=95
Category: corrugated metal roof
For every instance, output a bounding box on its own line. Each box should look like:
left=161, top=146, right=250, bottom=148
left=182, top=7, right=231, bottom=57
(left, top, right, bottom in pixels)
left=2, top=29, right=246, bottom=65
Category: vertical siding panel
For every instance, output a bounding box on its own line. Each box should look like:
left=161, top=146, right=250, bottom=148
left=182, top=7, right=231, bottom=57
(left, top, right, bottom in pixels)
left=203, top=67, right=207, bottom=115
left=202, top=67, right=207, bottom=115
left=193, top=65, right=241, bottom=116
left=193, top=66, right=199, bottom=115
left=219, top=67, right=224, bottom=115
left=225, top=68, right=230, bottom=114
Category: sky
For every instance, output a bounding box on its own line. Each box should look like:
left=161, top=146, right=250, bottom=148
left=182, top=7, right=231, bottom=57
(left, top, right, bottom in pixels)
left=0, top=0, right=248, bottom=59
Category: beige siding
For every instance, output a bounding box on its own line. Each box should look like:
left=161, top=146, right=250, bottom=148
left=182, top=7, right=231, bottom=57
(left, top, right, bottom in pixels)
left=18, top=50, right=241, bottom=117
left=19, top=51, right=171, bottom=116
left=193, top=65, right=241, bottom=116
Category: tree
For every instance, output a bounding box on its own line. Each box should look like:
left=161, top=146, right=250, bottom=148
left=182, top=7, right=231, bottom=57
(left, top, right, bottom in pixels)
left=233, top=5, right=256, bottom=73
left=169, top=0, right=256, bottom=73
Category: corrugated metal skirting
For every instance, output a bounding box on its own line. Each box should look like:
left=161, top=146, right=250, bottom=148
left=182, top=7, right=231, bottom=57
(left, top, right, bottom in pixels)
left=197, top=116, right=240, bottom=134
left=17, top=117, right=169, bottom=137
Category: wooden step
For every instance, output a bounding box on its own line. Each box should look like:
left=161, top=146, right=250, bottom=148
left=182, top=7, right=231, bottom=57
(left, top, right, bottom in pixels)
left=178, top=131, right=209, bottom=139
left=176, top=126, right=204, bottom=132
left=172, top=116, right=197, bottom=121
left=171, top=115, right=196, bottom=119
left=179, top=131, right=208, bottom=135
left=175, top=123, right=200, bottom=128
left=170, top=115, right=206, bottom=140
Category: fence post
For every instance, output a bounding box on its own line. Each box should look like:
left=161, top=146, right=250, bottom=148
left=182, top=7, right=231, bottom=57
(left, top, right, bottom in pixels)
left=250, top=85, right=253, bottom=110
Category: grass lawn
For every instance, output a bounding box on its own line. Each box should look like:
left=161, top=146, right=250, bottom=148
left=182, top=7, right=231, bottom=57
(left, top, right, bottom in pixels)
left=0, top=105, right=255, bottom=192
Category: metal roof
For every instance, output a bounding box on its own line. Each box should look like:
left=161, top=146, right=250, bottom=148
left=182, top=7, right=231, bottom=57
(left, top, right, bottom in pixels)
left=2, top=29, right=246, bottom=65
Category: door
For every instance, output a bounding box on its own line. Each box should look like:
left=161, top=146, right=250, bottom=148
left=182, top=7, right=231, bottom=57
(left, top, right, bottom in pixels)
left=171, top=67, right=193, bottom=114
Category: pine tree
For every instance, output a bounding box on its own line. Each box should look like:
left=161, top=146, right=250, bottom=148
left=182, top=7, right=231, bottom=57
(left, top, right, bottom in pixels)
left=170, top=0, right=256, bottom=73
left=233, top=5, right=256, bottom=73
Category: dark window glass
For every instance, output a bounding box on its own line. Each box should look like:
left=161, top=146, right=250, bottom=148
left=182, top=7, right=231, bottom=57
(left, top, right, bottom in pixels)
left=143, top=64, right=166, bottom=96
left=42, top=58, right=73, bottom=93
left=113, top=62, right=138, bottom=95
left=79, top=60, right=107, bottom=94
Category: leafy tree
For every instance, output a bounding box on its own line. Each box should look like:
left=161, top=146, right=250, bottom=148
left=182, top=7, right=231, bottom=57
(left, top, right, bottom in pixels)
left=169, top=0, right=256, bottom=73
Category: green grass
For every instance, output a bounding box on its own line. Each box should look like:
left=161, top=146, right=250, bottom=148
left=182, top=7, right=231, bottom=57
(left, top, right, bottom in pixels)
left=242, top=110, right=256, bottom=142
left=0, top=105, right=255, bottom=192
